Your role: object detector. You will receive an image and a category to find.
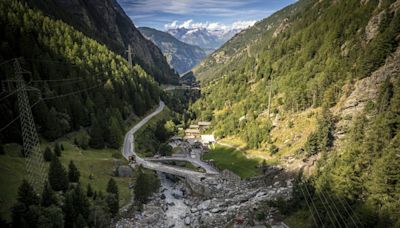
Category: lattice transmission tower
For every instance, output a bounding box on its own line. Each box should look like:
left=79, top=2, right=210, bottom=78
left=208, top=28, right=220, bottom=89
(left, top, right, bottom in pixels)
left=13, top=58, right=46, bottom=191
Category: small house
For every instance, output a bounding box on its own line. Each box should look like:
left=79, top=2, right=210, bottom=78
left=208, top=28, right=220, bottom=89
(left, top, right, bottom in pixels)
left=184, top=128, right=200, bottom=138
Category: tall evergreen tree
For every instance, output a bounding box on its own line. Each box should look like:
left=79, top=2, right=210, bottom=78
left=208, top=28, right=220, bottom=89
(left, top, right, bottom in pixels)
left=106, top=194, right=119, bottom=217
left=106, top=178, right=118, bottom=196
left=134, top=166, right=151, bottom=205
left=108, top=117, right=123, bottom=149
left=106, top=178, right=119, bottom=216
left=89, top=119, right=105, bottom=149
left=11, top=180, right=40, bottom=227
left=41, top=181, right=56, bottom=207
left=87, top=184, right=94, bottom=198
left=38, top=205, right=64, bottom=228
left=68, top=161, right=80, bottom=183
left=54, top=142, right=61, bottom=157
left=43, top=146, right=53, bottom=162
left=48, top=156, right=69, bottom=191
left=17, top=180, right=40, bottom=207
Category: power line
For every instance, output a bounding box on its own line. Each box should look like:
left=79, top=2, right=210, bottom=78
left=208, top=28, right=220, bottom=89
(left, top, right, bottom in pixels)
left=302, top=181, right=325, bottom=227
left=321, top=189, right=349, bottom=228
left=336, top=194, right=364, bottom=227
left=0, top=87, right=22, bottom=103
left=31, top=77, right=83, bottom=82
left=0, top=58, right=17, bottom=67
left=313, top=186, right=337, bottom=227
left=42, top=83, right=103, bottom=100
left=335, top=196, right=360, bottom=228
left=298, top=182, right=322, bottom=227
left=318, top=189, right=344, bottom=228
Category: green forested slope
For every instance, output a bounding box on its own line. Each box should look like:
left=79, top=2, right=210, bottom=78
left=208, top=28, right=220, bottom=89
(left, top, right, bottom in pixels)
left=0, top=0, right=160, bottom=147
left=192, top=0, right=399, bottom=147
left=191, top=0, right=400, bottom=226
left=23, top=0, right=179, bottom=84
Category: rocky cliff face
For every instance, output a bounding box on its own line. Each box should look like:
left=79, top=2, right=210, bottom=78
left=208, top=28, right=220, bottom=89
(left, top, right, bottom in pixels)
left=25, top=0, right=179, bottom=84
left=333, top=45, right=400, bottom=146
left=138, top=27, right=207, bottom=74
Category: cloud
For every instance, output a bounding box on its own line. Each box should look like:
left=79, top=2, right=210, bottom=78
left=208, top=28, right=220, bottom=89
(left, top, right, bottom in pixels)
left=119, top=0, right=256, bottom=16
left=164, top=19, right=256, bottom=32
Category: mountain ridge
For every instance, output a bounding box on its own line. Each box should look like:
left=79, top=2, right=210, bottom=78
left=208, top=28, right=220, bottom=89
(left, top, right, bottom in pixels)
left=24, top=0, right=179, bottom=84
left=138, top=27, right=207, bottom=74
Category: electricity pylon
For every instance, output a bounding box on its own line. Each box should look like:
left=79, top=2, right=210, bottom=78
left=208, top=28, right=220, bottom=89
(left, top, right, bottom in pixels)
left=13, top=59, right=46, bottom=192
left=126, top=44, right=133, bottom=70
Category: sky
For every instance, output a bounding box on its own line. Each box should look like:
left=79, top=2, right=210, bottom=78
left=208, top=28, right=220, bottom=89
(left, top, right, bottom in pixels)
left=117, top=0, right=296, bottom=32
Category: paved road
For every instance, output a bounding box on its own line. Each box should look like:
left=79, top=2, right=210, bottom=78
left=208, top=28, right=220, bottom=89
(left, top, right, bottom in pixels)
left=163, top=85, right=200, bottom=91
left=145, top=156, right=219, bottom=174
left=122, top=101, right=217, bottom=179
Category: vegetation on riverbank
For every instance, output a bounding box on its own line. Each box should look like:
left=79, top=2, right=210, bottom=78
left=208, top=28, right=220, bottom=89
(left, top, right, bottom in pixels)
left=203, top=145, right=262, bottom=179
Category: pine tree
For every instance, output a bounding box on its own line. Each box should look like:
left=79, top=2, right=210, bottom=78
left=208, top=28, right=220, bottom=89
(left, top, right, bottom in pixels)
left=38, top=205, right=64, bottom=228
left=134, top=166, right=149, bottom=204
left=17, top=180, right=40, bottom=206
left=54, top=142, right=61, bottom=157
left=106, top=178, right=119, bottom=216
left=68, top=161, right=80, bottom=183
left=106, top=194, right=119, bottom=217
left=48, top=156, right=69, bottom=191
left=89, top=119, right=104, bottom=149
left=43, top=146, right=53, bottom=162
left=75, top=213, right=86, bottom=228
left=87, top=184, right=94, bottom=198
left=41, top=181, right=56, bottom=207
left=12, top=180, right=40, bottom=227
left=108, top=117, right=123, bottom=149
left=106, top=178, right=118, bottom=195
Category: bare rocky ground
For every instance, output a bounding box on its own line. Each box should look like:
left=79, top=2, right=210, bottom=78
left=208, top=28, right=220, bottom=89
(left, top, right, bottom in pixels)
left=115, top=166, right=294, bottom=228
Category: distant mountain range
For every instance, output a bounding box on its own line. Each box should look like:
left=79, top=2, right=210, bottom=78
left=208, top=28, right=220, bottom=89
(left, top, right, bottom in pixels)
left=167, top=27, right=241, bottom=53
left=138, top=27, right=207, bottom=74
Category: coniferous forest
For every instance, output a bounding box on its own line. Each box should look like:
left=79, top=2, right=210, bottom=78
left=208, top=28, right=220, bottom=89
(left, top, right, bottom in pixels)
left=1, top=0, right=400, bottom=227
left=0, top=0, right=161, bottom=147
left=191, top=0, right=400, bottom=226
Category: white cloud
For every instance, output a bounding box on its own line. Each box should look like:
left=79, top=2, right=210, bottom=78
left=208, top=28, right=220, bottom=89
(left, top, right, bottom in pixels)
left=164, top=19, right=256, bottom=32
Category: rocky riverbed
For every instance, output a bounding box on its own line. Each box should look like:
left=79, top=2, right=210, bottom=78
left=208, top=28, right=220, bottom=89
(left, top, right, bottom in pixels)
left=115, top=166, right=294, bottom=228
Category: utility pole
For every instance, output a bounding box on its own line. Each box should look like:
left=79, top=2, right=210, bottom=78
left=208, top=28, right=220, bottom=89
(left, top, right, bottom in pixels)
left=14, top=59, right=46, bottom=191
left=267, top=68, right=273, bottom=119
left=126, top=44, right=133, bottom=70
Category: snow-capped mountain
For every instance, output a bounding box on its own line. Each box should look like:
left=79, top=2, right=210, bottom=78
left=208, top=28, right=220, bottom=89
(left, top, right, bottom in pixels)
left=167, top=27, right=240, bottom=53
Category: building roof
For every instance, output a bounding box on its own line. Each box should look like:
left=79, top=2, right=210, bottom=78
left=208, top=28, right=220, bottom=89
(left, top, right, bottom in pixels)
left=201, top=134, right=215, bottom=143
left=198, top=121, right=211, bottom=126
left=185, top=129, right=200, bottom=134
left=189, top=124, right=199, bottom=129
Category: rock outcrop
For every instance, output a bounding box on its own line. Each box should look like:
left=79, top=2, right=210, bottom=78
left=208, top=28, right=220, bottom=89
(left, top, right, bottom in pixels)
left=334, top=46, right=400, bottom=144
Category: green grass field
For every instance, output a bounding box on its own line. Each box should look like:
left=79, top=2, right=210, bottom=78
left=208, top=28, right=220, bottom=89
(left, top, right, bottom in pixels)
left=203, top=145, right=262, bottom=179
left=0, top=140, right=133, bottom=222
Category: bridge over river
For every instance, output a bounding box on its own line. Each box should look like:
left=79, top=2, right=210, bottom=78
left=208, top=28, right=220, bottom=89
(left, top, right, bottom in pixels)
left=121, top=101, right=218, bottom=180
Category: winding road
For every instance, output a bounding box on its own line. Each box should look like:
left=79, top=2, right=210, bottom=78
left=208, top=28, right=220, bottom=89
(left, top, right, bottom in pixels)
left=122, top=100, right=218, bottom=180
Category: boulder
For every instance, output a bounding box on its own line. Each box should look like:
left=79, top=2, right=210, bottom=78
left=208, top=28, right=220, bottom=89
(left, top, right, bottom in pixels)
left=117, top=165, right=133, bottom=177
left=184, top=217, right=191, bottom=225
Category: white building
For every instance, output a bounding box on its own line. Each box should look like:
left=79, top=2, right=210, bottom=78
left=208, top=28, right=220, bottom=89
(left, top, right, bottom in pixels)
left=201, top=134, right=216, bottom=146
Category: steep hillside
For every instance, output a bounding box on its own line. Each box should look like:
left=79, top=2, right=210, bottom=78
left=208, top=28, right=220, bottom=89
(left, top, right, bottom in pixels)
left=138, top=27, right=206, bottom=74
left=24, top=0, right=179, bottom=84
left=0, top=0, right=160, bottom=147
left=190, top=0, right=400, bottom=226
left=193, top=0, right=310, bottom=82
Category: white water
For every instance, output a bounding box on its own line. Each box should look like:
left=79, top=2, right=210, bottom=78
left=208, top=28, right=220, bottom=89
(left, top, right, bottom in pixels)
left=159, top=173, right=189, bottom=227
